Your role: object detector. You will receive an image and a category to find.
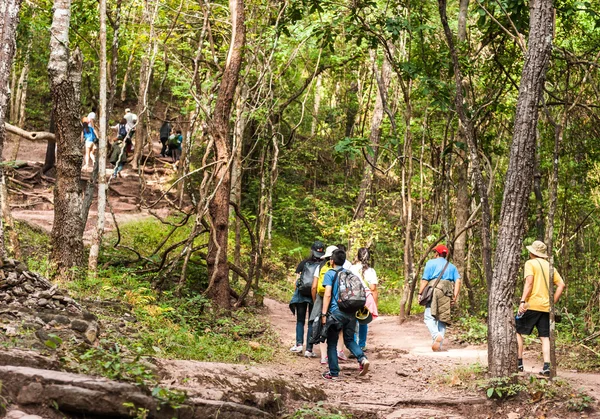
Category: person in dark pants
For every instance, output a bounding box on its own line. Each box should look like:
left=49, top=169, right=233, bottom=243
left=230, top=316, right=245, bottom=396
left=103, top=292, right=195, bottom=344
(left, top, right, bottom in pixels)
left=289, top=241, right=324, bottom=357
left=321, top=249, right=370, bottom=380
left=159, top=120, right=172, bottom=157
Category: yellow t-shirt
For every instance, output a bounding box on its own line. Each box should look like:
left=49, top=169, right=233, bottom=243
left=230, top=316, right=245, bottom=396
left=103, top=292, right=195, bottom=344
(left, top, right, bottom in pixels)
left=523, top=258, right=564, bottom=312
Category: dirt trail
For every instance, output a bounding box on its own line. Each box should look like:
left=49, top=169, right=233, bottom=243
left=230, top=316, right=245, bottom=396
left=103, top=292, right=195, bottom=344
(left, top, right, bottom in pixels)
left=263, top=298, right=600, bottom=418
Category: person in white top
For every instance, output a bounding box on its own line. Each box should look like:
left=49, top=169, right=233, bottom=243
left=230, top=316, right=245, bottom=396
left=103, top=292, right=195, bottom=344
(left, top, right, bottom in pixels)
left=350, top=248, right=378, bottom=350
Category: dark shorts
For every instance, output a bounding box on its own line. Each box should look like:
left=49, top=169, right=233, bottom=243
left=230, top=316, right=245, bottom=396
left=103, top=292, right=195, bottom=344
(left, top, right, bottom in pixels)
left=516, top=309, right=549, bottom=337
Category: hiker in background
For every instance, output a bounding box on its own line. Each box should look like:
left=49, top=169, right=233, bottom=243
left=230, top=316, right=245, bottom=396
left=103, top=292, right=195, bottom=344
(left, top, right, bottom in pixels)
left=159, top=119, right=172, bottom=157
left=168, top=129, right=183, bottom=163
left=418, top=244, right=460, bottom=352
left=81, top=117, right=97, bottom=170
left=289, top=241, right=324, bottom=357
left=109, top=136, right=128, bottom=179
left=335, top=244, right=352, bottom=270
left=351, top=248, right=378, bottom=351
left=123, top=108, right=138, bottom=149
left=516, top=240, right=566, bottom=376
left=321, top=249, right=370, bottom=380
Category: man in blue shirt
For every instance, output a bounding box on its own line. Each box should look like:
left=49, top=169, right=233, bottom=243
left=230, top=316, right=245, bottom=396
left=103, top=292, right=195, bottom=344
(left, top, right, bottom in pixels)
left=418, top=244, right=461, bottom=351
left=321, top=250, right=370, bottom=380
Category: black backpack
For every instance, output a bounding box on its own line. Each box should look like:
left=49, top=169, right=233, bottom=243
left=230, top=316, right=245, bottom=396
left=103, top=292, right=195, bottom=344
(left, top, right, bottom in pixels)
left=118, top=124, right=127, bottom=138
left=334, top=269, right=367, bottom=313
left=297, top=260, right=320, bottom=297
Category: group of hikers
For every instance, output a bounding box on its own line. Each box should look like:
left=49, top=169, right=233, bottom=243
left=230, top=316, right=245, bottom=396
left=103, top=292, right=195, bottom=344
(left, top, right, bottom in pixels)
left=79, top=107, right=183, bottom=178
left=290, top=239, right=565, bottom=380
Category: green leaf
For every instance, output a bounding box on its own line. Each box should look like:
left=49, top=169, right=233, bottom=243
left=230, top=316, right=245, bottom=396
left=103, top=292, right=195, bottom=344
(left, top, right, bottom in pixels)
left=487, top=388, right=494, bottom=398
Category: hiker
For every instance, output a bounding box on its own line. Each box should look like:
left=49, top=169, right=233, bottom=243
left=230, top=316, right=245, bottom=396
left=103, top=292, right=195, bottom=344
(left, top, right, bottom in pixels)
left=81, top=117, right=97, bottom=170
left=516, top=240, right=565, bottom=376
left=321, top=249, right=370, bottom=380
left=418, top=244, right=460, bottom=351
left=335, top=244, right=352, bottom=269
left=159, top=120, right=171, bottom=157
left=123, top=108, right=138, bottom=147
left=109, top=136, right=128, bottom=178
left=351, top=248, right=378, bottom=351
left=311, top=245, right=347, bottom=364
left=289, top=241, right=324, bottom=357
left=168, top=129, right=183, bottom=162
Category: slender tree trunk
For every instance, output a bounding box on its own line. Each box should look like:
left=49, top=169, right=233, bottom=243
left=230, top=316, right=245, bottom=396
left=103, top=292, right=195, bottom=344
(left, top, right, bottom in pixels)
left=106, top=0, right=122, bottom=123
left=120, top=50, right=135, bottom=102
left=88, top=0, right=108, bottom=273
left=488, top=0, right=554, bottom=377
left=311, top=75, right=321, bottom=136
left=533, top=129, right=545, bottom=240
left=48, top=0, right=85, bottom=279
left=354, top=48, right=392, bottom=220
left=0, top=0, right=23, bottom=258
left=206, top=0, right=245, bottom=309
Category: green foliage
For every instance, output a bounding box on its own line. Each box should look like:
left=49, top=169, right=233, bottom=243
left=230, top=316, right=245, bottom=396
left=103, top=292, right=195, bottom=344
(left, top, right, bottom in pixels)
left=77, top=344, right=155, bottom=384
left=566, top=390, right=594, bottom=412
left=483, top=375, right=525, bottom=399
left=455, top=316, right=488, bottom=345
left=287, top=402, right=349, bottom=419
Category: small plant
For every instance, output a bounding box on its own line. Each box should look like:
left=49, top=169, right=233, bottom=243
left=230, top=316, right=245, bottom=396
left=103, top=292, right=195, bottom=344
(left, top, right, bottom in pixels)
left=79, top=344, right=155, bottom=384
left=123, top=403, right=149, bottom=419
left=566, top=390, right=594, bottom=412
left=288, top=401, right=349, bottom=419
left=483, top=375, right=525, bottom=399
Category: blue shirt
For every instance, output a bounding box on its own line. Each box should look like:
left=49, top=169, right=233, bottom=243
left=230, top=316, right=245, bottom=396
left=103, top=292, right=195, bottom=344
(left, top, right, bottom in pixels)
left=422, top=258, right=460, bottom=282
left=322, top=266, right=343, bottom=313
left=83, top=126, right=96, bottom=143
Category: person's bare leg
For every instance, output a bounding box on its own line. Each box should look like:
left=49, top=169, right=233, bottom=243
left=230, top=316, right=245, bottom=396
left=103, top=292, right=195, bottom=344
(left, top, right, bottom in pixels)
left=540, top=337, right=550, bottom=363
left=517, top=333, right=524, bottom=358
left=337, top=330, right=344, bottom=353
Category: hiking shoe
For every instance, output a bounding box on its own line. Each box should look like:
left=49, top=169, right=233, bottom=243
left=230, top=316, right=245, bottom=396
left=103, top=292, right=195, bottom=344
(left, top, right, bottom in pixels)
left=361, top=346, right=368, bottom=352
left=322, top=371, right=339, bottom=381
left=290, top=345, right=303, bottom=353
left=518, top=364, right=524, bottom=372
left=432, top=335, right=443, bottom=352
left=304, top=351, right=316, bottom=358
left=320, top=357, right=328, bottom=365
left=338, top=350, right=348, bottom=361
left=359, top=358, right=370, bottom=376
left=539, top=367, right=550, bottom=377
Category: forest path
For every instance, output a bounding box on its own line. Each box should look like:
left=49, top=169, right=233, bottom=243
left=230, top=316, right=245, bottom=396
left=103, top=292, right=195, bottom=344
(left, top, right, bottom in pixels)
left=264, top=298, right=488, bottom=418
left=264, top=298, right=600, bottom=418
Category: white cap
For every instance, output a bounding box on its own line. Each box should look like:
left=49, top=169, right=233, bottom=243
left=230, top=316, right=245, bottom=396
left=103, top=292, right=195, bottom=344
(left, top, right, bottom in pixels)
left=321, top=245, right=338, bottom=259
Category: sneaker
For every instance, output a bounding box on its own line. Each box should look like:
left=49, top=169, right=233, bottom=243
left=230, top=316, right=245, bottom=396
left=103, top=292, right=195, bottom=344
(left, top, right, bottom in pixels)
left=304, top=351, right=316, bottom=358
left=338, top=350, right=348, bottom=361
left=322, top=371, right=339, bottom=381
left=359, top=358, right=370, bottom=376
left=361, top=346, right=368, bottom=352
left=432, top=335, right=443, bottom=352
left=539, top=367, right=550, bottom=377
left=320, top=357, right=328, bottom=365
left=289, top=345, right=303, bottom=353
left=518, top=364, right=524, bottom=372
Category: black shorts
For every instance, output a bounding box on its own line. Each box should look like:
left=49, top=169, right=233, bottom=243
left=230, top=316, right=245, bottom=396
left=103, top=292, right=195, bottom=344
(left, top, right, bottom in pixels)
left=516, top=309, right=549, bottom=337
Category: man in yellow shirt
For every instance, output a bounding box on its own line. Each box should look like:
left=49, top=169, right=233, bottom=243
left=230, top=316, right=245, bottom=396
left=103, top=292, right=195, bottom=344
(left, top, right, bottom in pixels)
left=516, top=240, right=566, bottom=376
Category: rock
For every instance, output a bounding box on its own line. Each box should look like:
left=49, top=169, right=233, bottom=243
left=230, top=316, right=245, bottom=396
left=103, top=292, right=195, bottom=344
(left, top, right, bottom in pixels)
left=17, top=382, right=44, bottom=405
left=84, top=323, right=98, bottom=343
left=35, top=329, right=50, bottom=342
left=23, top=284, right=34, bottom=293
left=5, top=325, right=18, bottom=336
left=21, top=415, right=44, bottom=419
left=5, top=410, right=26, bottom=419
left=36, top=299, right=48, bottom=307
left=82, top=311, right=96, bottom=321
left=53, top=315, right=70, bottom=325
left=70, top=319, right=89, bottom=333
left=249, top=341, right=261, bottom=350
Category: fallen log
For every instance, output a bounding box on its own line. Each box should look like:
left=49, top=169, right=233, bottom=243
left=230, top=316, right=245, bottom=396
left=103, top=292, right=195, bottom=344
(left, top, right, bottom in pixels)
left=5, top=122, right=55, bottom=142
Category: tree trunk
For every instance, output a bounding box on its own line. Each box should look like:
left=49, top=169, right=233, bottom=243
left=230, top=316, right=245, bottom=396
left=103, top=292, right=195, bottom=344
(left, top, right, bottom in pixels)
left=88, top=0, right=108, bottom=273
left=354, top=48, right=392, bottom=220
left=48, top=0, right=85, bottom=280
left=120, top=50, right=134, bottom=102
left=488, top=0, right=554, bottom=377
left=106, top=0, right=122, bottom=125
left=11, top=40, right=30, bottom=160
left=206, top=0, right=245, bottom=309
left=0, top=0, right=23, bottom=258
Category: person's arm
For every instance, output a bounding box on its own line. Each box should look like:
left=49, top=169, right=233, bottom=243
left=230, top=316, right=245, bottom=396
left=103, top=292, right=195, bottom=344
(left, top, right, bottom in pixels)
left=311, top=275, right=318, bottom=301
left=369, top=283, right=378, bottom=305
left=418, top=279, right=429, bottom=302
left=554, top=282, right=565, bottom=303
left=518, top=275, right=534, bottom=314
left=321, top=285, right=332, bottom=324
left=452, top=279, right=461, bottom=305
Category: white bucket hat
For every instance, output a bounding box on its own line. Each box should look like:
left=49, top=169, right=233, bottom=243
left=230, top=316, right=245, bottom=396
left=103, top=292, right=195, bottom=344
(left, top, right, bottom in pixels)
left=526, top=240, right=548, bottom=258
left=321, top=245, right=338, bottom=259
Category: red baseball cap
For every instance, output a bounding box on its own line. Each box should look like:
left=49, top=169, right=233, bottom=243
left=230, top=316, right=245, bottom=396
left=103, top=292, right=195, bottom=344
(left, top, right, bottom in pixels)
left=433, top=244, right=449, bottom=256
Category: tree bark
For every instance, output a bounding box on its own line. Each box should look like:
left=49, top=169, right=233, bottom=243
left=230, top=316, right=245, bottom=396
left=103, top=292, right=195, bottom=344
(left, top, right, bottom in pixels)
left=48, top=0, right=85, bottom=279
left=488, top=0, right=554, bottom=377
left=0, top=0, right=23, bottom=258
left=88, top=0, right=108, bottom=273
left=206, top=0, right=245, bottom=309
left=354, top=48, right=392, bottom=220
left=11, top=39, right=30, bottom=160
left=106, top=0, right=122, bottom=126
